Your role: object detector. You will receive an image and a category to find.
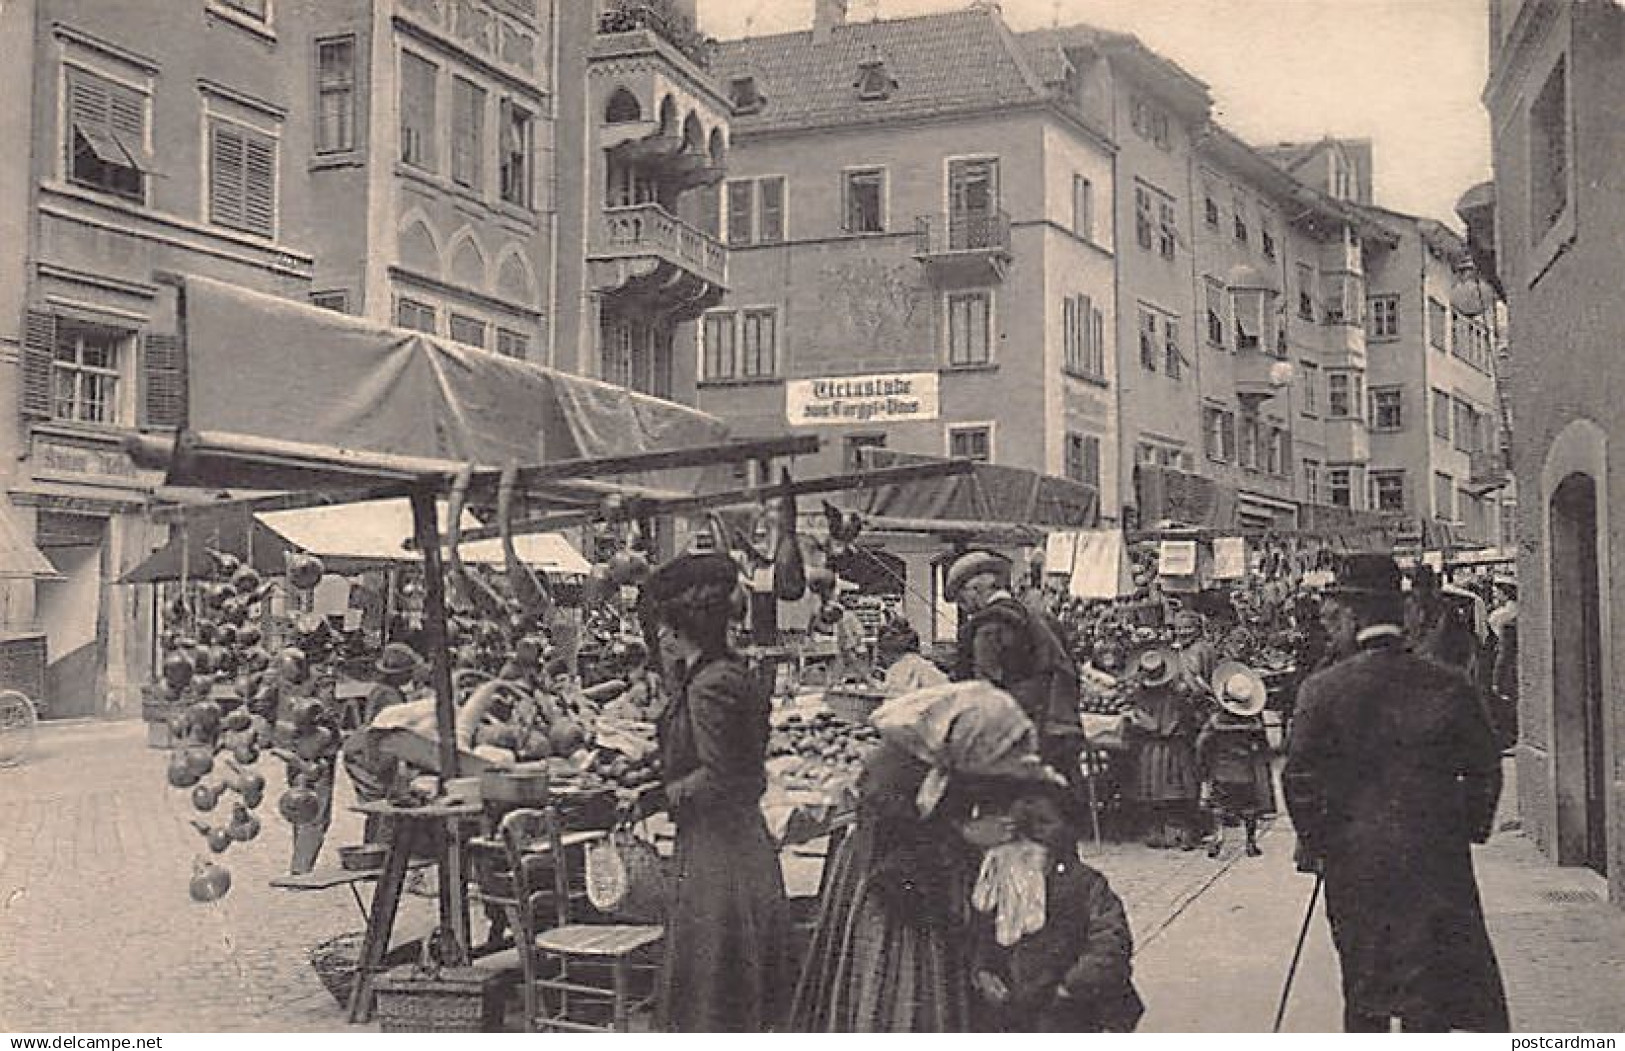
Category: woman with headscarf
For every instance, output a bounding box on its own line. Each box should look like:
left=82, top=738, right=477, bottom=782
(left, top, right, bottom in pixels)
left=647, top=553, right=789, bottom=1032
left=789, top=681, right=1061, bottom=1031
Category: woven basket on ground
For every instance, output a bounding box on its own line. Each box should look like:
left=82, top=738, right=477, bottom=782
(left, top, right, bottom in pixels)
left=308, top=932, right=364, bottom=1008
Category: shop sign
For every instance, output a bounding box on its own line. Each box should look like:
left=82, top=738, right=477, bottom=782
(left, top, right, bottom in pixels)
left=785, top=372, right=939, bottom=427
left=32, top=437, right=139, bottom=480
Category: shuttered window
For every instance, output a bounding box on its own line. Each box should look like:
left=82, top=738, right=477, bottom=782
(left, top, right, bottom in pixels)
left=400, top=51, right=437, bottom=171
left=142, top=333, right=187, bottom=430
left=451, top=77, right=484, bottom=190
left=209, top=121, right=277, bottom=237
left=65, top=66, right=147, bottom=202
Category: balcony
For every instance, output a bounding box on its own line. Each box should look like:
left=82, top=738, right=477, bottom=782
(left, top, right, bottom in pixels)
left=1324, top=417, right=1371, bottom=463
left=1464, top=448, right=1511, bottom=496
left=1234, top=348, right=1293, bottom=408
left=588, top=203, right=727, bottom=320
left=1320, top=316, right=1366, bottom=369
left=598, top=0, right=715, bottom=70
left=913, top=210, right=1011, bottom=284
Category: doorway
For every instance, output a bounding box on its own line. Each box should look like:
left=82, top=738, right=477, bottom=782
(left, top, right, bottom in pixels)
left=1549, top=472, right=1608, bottom=876
left=948, top=157, right=999, bottom=250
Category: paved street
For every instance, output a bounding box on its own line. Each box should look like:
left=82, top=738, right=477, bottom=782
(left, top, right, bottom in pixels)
left=4, top=722, right=1623, bottom=1033
left=1134, top=761, right=1625, bottom=1033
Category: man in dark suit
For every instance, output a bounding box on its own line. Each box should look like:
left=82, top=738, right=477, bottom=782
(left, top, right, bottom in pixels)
left=1284, top=552, right=1508, bottom=1033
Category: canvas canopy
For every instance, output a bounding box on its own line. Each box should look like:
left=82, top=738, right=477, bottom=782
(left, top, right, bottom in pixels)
left=121, top=498, right=588, bottom=583
left=174, top=275, right=728, bottom=489
left=855, top=450, right=1097, bottom=529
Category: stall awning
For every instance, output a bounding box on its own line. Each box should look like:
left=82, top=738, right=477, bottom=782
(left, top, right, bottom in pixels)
left=0, top=501, right=63, bottom=580
left=120, top=497, right=588, bottom=583
left=853, top=451, right=1097, bottom=529
left=175, top=276, right=729, bottom=488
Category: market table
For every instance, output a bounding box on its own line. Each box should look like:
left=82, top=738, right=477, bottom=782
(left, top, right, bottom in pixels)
left=344, top=799, right=485, bottom=1023
left=270, top=857, right=435, bottom=920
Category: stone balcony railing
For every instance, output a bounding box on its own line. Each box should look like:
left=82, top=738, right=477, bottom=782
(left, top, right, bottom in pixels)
left=591, top=202, right=727, bottom=289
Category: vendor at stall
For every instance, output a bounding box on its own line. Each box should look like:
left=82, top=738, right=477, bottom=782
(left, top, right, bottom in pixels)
left=875, top=619, right=949, bottom=696
left=647, top=552, right=788, bottom=1032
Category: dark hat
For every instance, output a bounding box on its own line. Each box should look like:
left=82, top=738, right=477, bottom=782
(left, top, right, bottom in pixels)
left=944, top=549, right=1011, bottom=602
left=375, top=641, right=426, bottom=677
left=647, top=552, right=740, bottom=609
left=1327, top=552, right=1404, bottom=598
left=875, top=619, right=921, bottom=656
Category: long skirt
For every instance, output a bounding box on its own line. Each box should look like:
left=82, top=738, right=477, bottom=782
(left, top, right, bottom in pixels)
left=1131, top=736, right=1200, bottom=805
left=788, top=819, right=972, bottom=1032
left=660, top=805, right=790, bottom=1032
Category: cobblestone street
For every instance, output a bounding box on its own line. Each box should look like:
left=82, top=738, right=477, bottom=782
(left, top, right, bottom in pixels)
left=2, top=718, right=1257, bottom=1033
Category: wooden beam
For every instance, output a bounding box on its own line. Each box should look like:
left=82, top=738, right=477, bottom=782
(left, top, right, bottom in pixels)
left=458, top=459, right=979, bottom=542
left=129, top=431, right=820, bottom=506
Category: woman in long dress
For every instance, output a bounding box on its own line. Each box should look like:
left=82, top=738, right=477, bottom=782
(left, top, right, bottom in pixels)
left=650, top=553, right=789, bottom=1032
left=789, top=688, right=1052, bottom=1031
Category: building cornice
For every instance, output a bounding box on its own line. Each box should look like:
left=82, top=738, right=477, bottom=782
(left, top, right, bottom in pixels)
left=52, top=22, right=161, bottom=75
left=1483, top=0, right=1563, bottom=112
left=388, top=264, right=544, bottom=319
left=393, top=14, right=547, bottom=102
left=38, top=181, right=314, bottom=279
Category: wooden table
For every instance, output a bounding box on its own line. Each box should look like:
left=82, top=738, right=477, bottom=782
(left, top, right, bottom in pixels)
left=344, top=799, right=484, bottom=1023
left=270, top=857, right=434, bottom=919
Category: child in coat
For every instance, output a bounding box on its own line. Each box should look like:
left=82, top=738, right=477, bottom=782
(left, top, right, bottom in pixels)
left=1196, top=667, right=1276, bottom=858
left=970, top=785, right=1145, bottom=1032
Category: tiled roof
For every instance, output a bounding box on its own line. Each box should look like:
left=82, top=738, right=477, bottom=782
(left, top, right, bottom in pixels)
left=713, top=6, right=1051, bottom=134
left=1018, top=24, right=1211, bottom=116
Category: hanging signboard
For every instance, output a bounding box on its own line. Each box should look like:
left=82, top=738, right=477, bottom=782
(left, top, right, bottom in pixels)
left=785, top=372, right=940, bottom=427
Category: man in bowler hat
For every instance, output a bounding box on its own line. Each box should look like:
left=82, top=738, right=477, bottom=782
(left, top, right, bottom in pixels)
left=1284, top=552, right=1508, bottom=1032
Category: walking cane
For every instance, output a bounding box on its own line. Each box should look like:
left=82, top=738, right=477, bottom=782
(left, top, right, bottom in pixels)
left=1272, top=871, right=1324, bottom=1033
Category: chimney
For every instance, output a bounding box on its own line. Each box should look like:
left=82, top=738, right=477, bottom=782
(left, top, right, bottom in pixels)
left=812, top=0, right=848, bottom=44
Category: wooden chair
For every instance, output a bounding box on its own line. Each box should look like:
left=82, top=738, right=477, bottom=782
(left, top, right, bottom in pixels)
left=496, top=807, right=663, bottom=1032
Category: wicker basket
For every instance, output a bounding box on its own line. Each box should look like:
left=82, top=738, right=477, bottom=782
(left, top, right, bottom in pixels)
left=374, top=964, right=503, bottom=1032
left=308, top=932, right=364, bottom=1008
left=824, top=686, right=887, bottom=725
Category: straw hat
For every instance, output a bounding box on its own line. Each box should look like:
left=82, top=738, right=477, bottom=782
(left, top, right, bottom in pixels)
left=1211, top=660, right=1268, bottom=718
left=1135, top=648, right=1176, bottom=688
left=944, top=549, right=1011, bottom=603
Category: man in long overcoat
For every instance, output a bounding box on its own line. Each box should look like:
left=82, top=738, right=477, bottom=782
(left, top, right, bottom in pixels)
left=1284, top=552, right=1508, bottom=1033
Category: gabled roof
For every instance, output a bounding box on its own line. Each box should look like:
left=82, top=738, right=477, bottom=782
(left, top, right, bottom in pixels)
left=713, top=6, right=1051, bottom=135
left=1017, top=24, right=1212, bottom=121
left=1356, top=202, right=1469, bottom=260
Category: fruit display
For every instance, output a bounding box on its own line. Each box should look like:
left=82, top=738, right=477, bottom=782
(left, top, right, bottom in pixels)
left=155, top=548, right=336, bottom=903
left=767, top=706, right=879, bottom=793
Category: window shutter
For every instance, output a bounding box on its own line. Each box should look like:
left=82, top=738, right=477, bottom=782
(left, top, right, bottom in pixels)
left=19, top=310, right=56, bottom=442
left=243, top=133, right=276, bottom=237
left=142, top=333, right=188, bottom=430
left=758, top=177, right=785, bottom=243
left=210, top=124, right=246, bottom=229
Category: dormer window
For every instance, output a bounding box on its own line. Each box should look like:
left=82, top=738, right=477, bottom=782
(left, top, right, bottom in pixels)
left=729, top=76, right=765, bottom=115
left=855, top=58, right=896, bottom=101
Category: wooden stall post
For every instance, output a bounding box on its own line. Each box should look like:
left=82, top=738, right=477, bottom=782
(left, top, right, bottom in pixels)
left=407, top=482, right=471, bottom=962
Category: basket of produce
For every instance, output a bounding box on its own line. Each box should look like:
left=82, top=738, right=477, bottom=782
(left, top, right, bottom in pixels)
left=823, top=684, right=888, bottom=725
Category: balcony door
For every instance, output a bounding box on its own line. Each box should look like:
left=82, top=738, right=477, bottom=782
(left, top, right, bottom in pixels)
left=948, top=158, right=999, bottom=250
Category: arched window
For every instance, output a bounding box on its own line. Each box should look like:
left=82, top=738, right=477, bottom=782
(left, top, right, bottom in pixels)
left=605, top=87, right=642, bottom=124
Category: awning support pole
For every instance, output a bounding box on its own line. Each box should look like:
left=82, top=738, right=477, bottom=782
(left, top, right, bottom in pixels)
left=407, top=482, right=470, bottom=964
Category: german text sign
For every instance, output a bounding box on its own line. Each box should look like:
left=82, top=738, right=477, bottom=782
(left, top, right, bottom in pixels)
left=785, top=372, right=940, bottom=426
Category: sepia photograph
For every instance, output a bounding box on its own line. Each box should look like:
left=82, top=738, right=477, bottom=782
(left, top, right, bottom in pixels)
left=0, top=0, right=1620, bottom=1038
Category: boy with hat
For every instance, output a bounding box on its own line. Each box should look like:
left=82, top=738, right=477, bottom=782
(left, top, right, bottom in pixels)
left=1196, top=662, right=1275, bottom=858
left=1285, top=552, right=1507, bottom=1032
